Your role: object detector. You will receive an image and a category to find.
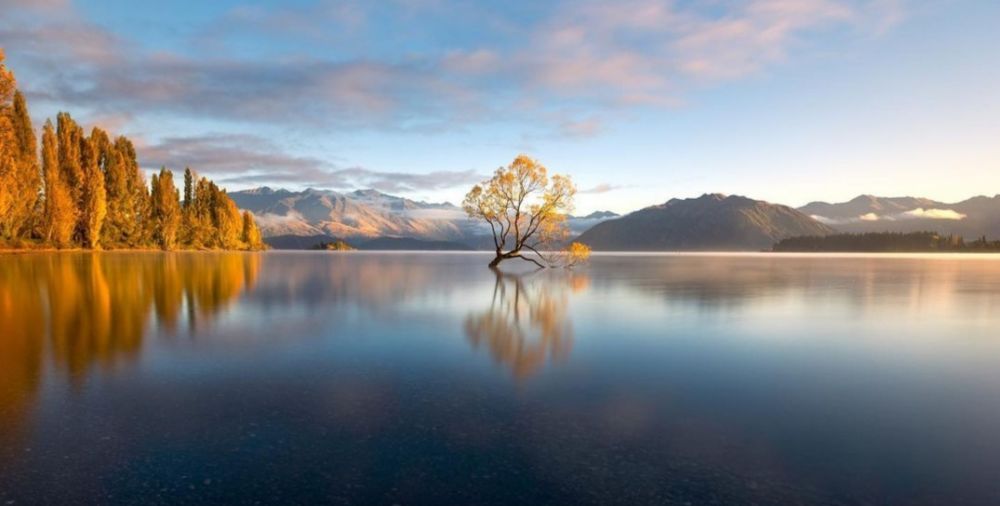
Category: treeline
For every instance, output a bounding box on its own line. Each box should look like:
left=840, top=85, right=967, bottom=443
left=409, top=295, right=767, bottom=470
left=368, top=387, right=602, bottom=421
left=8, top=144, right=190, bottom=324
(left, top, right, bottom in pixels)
left=0, top=49, right=263, bottom=250
left=773, top=232, right=1000, bottom=252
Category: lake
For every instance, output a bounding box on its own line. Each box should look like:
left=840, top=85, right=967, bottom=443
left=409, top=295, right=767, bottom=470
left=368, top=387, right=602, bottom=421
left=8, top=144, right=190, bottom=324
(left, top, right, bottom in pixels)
left=2, top=252, right=1000, bottom=505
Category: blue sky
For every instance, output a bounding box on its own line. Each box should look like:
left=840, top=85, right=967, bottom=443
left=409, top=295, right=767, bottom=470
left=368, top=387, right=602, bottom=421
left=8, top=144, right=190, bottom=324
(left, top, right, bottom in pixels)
left=2, top=0, right=998, bottom=213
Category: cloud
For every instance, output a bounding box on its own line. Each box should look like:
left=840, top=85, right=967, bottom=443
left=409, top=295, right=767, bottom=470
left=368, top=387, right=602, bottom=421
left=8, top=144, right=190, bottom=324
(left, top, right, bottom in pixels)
left=900, top=208, right=966, bottom=220
left=580, top=183, right=624, bottom=194
left=812, top=207, right=968, bottom=224
left=138, top=133, right=482, bottom=193
left=2, top=0, right=904, bottom=135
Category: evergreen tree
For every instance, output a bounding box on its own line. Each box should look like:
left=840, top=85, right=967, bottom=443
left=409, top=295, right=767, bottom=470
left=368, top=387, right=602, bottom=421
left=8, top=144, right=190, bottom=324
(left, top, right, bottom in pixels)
left=181, top=167, right=196, bottom=247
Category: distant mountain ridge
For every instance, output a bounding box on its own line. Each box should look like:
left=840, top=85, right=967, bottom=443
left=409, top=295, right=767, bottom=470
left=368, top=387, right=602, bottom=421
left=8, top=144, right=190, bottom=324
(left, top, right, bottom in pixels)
left=237, top=187, right=1000, bottom=252
left=231, top=187, right=480, bottom=241
left=800, top=194, right=1000, bottom=238
left=231, top=187, right=620, bottom=248
left=576, top=193, right=834, bottom=251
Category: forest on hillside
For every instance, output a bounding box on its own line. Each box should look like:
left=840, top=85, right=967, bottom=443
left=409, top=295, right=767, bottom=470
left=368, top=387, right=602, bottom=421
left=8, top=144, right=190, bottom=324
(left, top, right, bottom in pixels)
left=0, top=50, right=263, bottom=251
left=773, top=231, right=1000, bottom=253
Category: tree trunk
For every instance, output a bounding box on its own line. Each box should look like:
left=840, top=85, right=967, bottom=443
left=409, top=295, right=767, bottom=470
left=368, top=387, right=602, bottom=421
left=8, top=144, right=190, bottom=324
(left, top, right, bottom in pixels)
left=489, top=252, right=503, bottom=268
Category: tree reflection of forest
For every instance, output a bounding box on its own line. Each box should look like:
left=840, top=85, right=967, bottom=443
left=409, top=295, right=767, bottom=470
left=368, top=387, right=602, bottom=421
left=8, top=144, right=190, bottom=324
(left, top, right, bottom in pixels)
left=0, top=252, right=259, bottom=446
left=465, top=270, right=588, bottom=381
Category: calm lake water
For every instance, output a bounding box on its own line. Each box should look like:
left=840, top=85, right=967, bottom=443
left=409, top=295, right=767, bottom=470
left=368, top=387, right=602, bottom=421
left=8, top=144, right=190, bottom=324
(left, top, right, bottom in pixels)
left=2, top=252, right=1000, bottom=505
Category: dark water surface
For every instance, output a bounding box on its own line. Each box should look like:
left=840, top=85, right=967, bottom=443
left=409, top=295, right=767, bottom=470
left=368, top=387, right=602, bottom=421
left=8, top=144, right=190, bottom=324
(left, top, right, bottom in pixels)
left=2, top=251, right=1000, bottom=505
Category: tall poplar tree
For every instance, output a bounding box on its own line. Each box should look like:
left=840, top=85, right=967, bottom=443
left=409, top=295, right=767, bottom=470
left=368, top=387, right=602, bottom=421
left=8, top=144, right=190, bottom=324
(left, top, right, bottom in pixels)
left=0, top=49, right=19, bottom=240
left=41, top=120, right=75, bottom=247
left=242, top=210, right=263, bottom=250
left=6, top=91, right=40, bottom=239
left=56, top=112, right=83, bottom=245
left=80, top=129, right=107, bottom=248
left=150, top=167, right=181, bottom=250
left=115, top=136, right=149, bottom=247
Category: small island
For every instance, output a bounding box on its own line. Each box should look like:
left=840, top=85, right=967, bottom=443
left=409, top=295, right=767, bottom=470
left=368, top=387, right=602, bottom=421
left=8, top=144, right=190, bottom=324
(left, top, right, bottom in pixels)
left=313, top=240, right=355, bottom=251
left=773, top=232, right=1000, bottom=253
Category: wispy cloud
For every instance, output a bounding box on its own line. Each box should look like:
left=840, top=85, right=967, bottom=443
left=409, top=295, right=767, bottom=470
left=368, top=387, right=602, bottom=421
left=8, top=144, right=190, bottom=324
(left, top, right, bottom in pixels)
left=580, top=183, right=624, bottom=194
left=2, top=0, right=903, bottom=135
left=812, top=207, right=968, bottom=224
left=138, top=133, right=482, bottom=193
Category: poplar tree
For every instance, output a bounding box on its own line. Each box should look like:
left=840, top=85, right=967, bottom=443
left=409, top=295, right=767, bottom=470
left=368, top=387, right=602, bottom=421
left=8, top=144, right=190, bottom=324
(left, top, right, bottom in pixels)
left=80, top=129, right=107, bottom=248
left=242, top=210, right=263, bottom=250
left=0, top=51, right=263, bottom=251
left=0, top=50, right=19, bottom=240
left=41, top=120, right=75, bottom=247
left=115, top=136, right=149, bottom=247
left=56, top=112, right=83, bottom=245
left=7, top=91, right=40, bottom=239
left=150, top=167, right=181, bottom=250
left=214, top=189, right=244, bottom=249
left=101, top=132, right=129, bottom=247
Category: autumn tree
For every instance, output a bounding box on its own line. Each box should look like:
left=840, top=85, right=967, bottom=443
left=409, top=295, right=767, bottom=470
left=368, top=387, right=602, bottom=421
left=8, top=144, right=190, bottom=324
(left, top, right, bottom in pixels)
left=114, top=136, right=149, bottom=247
left=0, top=51, right=39, bottom=242
left=242, top=210, right=264, bottom=250
left=0, top=91, right=41, bottom=240
left=41, top=120, right=75, bottom=247
left=0, top=50, right=262, bottom=251
left=150, top=168, right=181, bottom=250
left=0, top=54, right=17, bottom=240
left=55, top=112, right=84, bottom=245
left=464, top=154, right=589, bottom=268
left=79, top=128, right=108, bottom=248
left=214, top=188, right=244, bottom=249
left=101, top=131, right=130, bottom=247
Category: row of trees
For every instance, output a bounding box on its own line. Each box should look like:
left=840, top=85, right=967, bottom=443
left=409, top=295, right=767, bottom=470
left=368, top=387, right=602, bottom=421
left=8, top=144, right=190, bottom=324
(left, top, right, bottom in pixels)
left=772, top=231, right=1000, bottom=252
left=0, top=49, right=263, bottom=250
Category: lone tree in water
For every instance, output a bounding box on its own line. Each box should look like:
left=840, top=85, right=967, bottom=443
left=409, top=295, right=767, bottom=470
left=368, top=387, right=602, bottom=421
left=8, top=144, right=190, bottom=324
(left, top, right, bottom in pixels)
left=464, top=155, right=590, bottom=269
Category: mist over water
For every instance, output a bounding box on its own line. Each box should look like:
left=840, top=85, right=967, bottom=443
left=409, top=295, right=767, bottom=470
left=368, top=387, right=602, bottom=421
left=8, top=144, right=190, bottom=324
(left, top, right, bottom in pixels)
left=2, top=252, right=1000, bottom=505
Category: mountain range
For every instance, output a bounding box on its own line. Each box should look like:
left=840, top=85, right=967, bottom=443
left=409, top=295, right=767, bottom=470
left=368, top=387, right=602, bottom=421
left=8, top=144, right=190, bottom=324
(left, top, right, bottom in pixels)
left=799, top=194, right=1000, bottom=239
left=229, top=187, right=619, bottom=249
left=576, top=194, right=834, bottom=251
left=231, top=187, right=1000, bottom=251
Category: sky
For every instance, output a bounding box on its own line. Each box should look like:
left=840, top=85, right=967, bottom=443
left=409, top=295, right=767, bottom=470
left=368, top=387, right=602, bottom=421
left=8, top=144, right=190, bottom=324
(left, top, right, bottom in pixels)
left=1, top=0, right=998, bottom=214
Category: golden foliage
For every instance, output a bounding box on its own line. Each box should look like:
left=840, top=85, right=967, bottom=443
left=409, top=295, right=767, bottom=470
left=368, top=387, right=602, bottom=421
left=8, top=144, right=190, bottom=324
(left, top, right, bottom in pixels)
left=41, top=121, right=75, bottom=247
left=0, top=55, right=264, bottom=251
left=463, top=154, right=577, bottom=268
left=464, top=270, right=588, bottom=380
left=0, top=252, right=261, bottom=439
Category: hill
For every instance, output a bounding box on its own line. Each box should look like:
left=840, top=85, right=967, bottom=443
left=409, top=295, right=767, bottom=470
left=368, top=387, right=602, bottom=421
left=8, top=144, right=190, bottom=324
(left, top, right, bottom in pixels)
left=800, top=194, right=1000, bottom=239
left=232, top=187, right=620, bottom=248
left=576, top=194, right=834, bottom=251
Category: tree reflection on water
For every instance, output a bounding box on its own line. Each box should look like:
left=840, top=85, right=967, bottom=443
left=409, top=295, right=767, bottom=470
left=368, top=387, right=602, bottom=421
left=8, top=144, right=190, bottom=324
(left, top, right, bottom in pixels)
left=0, top=252, right=260, bottom=446
left=464, top=269, right=589, bottom=380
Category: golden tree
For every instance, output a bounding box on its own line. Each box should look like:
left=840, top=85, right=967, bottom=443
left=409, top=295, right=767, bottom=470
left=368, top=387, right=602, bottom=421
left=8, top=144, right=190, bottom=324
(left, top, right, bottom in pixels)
left=0, top=49, right=21, bottom=241
left=41, top=120, right=75, bottom=247
left=150, top=168, right=181, bottom=250
left=464, top=154, right=590, bottom=268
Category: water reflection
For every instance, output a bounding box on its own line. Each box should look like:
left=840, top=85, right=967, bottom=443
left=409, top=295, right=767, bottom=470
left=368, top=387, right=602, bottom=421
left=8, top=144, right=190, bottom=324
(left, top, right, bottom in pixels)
left=465, top=270, right=587, bottom=380
left=2, top=252, right=1000, bottom=505
left=0, top=252, right=259, bottom=445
